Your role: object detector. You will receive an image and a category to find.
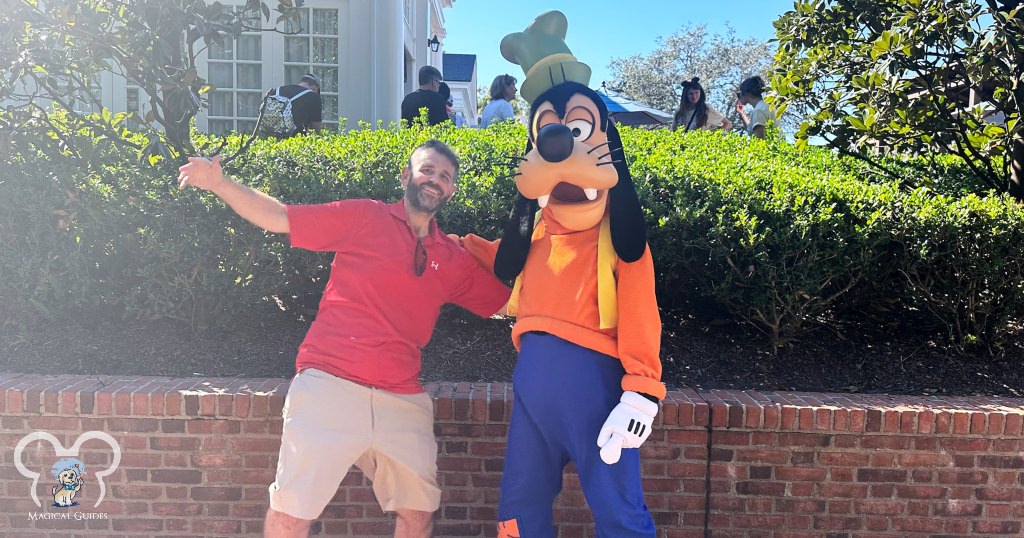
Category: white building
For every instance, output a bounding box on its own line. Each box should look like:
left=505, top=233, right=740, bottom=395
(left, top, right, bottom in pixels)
left=199, top=0, right=457, bottom=132
left=443, top=53, right=479, bottom=127
left=40, top=0, right=469, bottom=133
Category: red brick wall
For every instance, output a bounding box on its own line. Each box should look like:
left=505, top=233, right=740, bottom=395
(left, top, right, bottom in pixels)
left=0, top=373, right=1021, bottom=537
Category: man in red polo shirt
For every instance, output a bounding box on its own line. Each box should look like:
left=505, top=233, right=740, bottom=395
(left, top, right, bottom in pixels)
left=177, top=140, right=510, bottom=538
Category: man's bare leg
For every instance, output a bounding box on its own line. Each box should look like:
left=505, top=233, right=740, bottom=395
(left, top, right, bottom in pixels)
left=264, top=508, right=313, bottom=538
left=395, top=509, right=433, bottom=538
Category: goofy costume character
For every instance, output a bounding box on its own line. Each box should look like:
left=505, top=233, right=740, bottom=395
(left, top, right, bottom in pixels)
left=462, top=11, right=664, bottom=537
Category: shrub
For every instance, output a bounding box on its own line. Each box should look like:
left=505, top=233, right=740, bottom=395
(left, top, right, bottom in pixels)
left=3, top=120, right=1022, bottom=350
left=627, top=128, right=903, bottom=347
left=895, top=190, right=1024, bottom=351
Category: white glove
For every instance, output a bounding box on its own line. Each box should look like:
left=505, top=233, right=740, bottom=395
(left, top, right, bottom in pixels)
left=596, top=391, right=659, bottom=464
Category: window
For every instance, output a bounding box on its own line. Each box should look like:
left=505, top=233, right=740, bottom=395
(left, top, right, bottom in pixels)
left=126, top=87, right=146, bottom=130
left=207, top=6, right=263, bottom=135
left=283, top=7, right=340, bottom=129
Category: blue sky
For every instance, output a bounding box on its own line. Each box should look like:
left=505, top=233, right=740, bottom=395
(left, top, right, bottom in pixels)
left=442, top=0, right=796, bottom=89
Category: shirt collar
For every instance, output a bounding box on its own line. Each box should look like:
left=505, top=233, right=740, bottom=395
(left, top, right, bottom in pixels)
left=388, top=200, right=441, bottom=242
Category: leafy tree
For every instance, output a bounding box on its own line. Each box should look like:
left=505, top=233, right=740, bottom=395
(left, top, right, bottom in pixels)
left=772, top=0, right=1024, bottom=199
left=607, top=24, right=775, bottom=130
left=1, top=0, right=300, bottom=160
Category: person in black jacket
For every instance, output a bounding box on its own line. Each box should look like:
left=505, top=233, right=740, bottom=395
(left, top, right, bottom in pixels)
left=264, top=73, right=323, bottom=134
left=401, top=66, right=449, bottom=126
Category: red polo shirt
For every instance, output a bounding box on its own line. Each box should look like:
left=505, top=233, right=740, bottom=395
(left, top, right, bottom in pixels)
left=286, top=199, right=510, bottom=394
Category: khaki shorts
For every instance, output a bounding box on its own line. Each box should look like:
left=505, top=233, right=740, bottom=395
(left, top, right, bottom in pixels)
left=268, top=368, right=440, bottom=520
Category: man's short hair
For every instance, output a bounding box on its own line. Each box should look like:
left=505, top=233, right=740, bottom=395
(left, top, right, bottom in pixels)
left=409, top=139, right=459, bottom=183
left=300, top=72, right=321, bottom=90
left=418, top=65, right=443, bottom=86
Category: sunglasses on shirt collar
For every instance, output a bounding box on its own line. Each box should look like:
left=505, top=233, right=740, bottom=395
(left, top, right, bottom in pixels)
left=414, top=238, right=427, bottom=277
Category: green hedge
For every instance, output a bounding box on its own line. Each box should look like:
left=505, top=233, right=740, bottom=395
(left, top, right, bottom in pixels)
left=2, top=123, right=1022, bottom=350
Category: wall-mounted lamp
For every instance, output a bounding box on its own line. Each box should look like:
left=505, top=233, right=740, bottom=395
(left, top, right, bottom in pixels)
left=427, top=34, right=441, bottom=53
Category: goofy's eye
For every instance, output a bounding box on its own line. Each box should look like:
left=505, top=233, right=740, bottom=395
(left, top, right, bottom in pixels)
left=566, top=119, right=593, bottom=142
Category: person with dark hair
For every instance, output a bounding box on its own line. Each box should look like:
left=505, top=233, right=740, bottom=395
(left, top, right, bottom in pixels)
left=176, top=139, right=511, bottom=538
left=438, top=81, right=467, bottom=127
left=401, top=65, right=449, bottom=126
left=735, top=75, right=774, bottom=139
left=480, top=74, right=518, bottom=127
left=257, top=72, right=324, bottom=137
left=671, top=77, right=732, bottom=132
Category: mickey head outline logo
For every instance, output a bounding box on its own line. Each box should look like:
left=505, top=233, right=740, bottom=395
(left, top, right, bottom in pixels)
left=14, top=431, right=121, bottom=508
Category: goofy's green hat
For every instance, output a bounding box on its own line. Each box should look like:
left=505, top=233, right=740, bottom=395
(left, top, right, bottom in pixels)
left=500, top=10, right=592, bottom=104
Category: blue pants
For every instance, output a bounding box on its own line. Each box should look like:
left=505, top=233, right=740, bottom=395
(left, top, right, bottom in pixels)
left=497, top=332, right=655, bottom=537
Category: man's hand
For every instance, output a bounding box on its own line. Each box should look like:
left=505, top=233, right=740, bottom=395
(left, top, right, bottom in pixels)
left=596, top=391, right=659, bottom=464
left=178, top=155, right=227, bottom=192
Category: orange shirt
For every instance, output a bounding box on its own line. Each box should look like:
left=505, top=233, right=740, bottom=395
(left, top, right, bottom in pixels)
left=464, top=212, right=664, bottom=399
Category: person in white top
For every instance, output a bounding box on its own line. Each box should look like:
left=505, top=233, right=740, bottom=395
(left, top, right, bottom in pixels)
left=480, top=74, right=518, bottom=128
left=735, top=75, right=774, bottom=139
left=671, top=77, right=732, bottom=132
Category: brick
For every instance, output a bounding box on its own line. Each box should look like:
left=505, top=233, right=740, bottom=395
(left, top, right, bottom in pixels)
left=857, top=469, right=907, bottom=482
left=192, top=520, right=243, bottom=534
left=895, top=485, right=947, bottom=499
left=775, top=466, right=826, bottom=482
left=735, top=481, right=787, bottom=496
left=191, top=486, right=243, bottom=501
left=933, top=501, right=983, bottom=516
left=853, top=501, right=903, bottom=515
left=778, top=432, right=830, bottom=447
left=953, top=410, right=971, bottom=434
left=916, top=409, right=934, bottom=433
left=812, top=516, right=863, bottom=531
left=882, top=409, right=900, bottom=432
left=859, top=436, right=910, bottom=450
left=112, top=519, right=164, bottom=532
left=187, top=419, right=242, bottom=435
left=848, top=408, right=866, bottom=432
left=819, top=452, right=869, bottom=466
left=976, top=487, right=1024, bottom=502
left=969, top=411, right=987, bottom=434
left=865, top=409, right=882, bottom=432
left=988, top=412, right=1006, bottom=436
left=1004, top=413, right=1023, bottom=436
left=972, top=521, right=1022, bottom=534
left=899, top=409, right=916, bottom=432
left=936, top=470, right=988, bottom=484
left=150, top=469, right=203, bottom=484
left=893, top=518, right=943, bottom=533
left=896, top=453, right=953, bottom=467
left=151, top=502, right=201, bottom=517
left=978, top=455, right=1024, bottom=469
left=151, top=437, right=200, bottom=451
left=776, top=499, right=826, bottom=513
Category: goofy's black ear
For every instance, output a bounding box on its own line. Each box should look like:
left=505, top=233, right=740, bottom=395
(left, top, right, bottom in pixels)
left=494, top=138, right=537, bottom=280
left=606, top=120, right=647, bottom=263
left=495, top=193, right=537, bottom=280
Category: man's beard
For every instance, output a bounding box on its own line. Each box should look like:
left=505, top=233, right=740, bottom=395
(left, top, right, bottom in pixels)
left=406, top=180, right=449, bottom=213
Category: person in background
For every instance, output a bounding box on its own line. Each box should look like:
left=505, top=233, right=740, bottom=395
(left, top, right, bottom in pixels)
left=671, top=77, right=732, bottom=132
left=401, top=66, right=449, bottom=126
left=480, top=74, right=518, bottom=128
left=177, top=140, right=511, bottom=538
left=735, top=75, right=774, bottom=139
left=437, top=82, right=459, bottom=126
left=258, top=73, right=324, bottom=136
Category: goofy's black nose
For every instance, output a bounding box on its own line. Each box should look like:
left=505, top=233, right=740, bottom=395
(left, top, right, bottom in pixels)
left=536, top=123, right=574, bottom=163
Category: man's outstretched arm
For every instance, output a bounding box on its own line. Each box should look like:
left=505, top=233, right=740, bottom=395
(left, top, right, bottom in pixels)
left=177, top=155, right=290, bottom=234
